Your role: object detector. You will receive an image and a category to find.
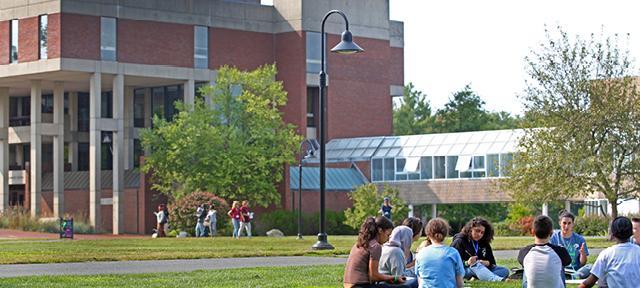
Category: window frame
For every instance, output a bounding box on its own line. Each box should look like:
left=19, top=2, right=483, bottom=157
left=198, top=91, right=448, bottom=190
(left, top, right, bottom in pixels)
left=194, top=25, right=209, bottom=69
left=100, top=17, right=117, bottom=61
left=39, top=14, right=48, bottom=60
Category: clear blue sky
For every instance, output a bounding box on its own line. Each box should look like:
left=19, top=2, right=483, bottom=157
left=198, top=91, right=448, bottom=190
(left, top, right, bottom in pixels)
left=390, top=0, right=640, bottom=115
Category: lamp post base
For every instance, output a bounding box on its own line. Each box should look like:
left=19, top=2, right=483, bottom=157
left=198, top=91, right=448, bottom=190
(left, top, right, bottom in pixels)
left=296, top=233, right=303, bottom=240
left=311, top=233, right=334, bottom=250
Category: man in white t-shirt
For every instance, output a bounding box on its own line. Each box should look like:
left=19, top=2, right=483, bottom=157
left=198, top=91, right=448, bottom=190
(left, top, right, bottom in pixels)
left=519, top=215, right=572, bottom=288
left=579, top=216, right=640, bottom=288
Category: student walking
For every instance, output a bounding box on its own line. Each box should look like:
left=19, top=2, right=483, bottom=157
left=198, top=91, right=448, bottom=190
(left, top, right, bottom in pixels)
left=195, top=204, right=206, bottom=237
left=227, top=201, right=242, bottom=239
left=518, top=215, right=571, bottom=288
left=206, top=205, right=217, bottom=237
left=579, top=216, right=640, bottom=288
left=239, top=200, right=252, bottom=238
left=415, top=217, right=464, bottom=288
left=153, top=204, right=167, bottom=237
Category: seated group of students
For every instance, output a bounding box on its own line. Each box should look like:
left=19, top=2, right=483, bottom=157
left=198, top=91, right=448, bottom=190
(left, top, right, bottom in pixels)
left=343, top=211, right=640, bottom=288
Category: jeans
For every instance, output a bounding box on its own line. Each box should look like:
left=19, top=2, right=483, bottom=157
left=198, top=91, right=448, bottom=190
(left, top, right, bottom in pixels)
left=209, top=222, right=216, bottom=237
left=232, top=218, right=240, bottom=238
left=195, top=222, right=205, bottom=237
left=573, top=264, right=592, bottom=279
left=239, top=221, right=252, bottom=237
left=465, top=263, right=509, bottom=282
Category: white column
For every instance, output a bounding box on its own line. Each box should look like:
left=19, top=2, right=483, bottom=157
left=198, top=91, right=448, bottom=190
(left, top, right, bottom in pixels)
left=30, top=81, right=42, bottom=218
left=89, top=73, right=101, bottom=231
left=0, top=87, right=9, bottom=212
left=542, top=202, right=549, bottom=216
left=407, top=204, right=414, bottom=218
left=112, top=74, right=124, bottom=234
left=565, top=200, right=571, bottom=212
left=53, top=82, right=64, bottom=218
left=123, top=86, right=134, bottom=170
left=431, top=204, right=437, bottom=219
left=184, top=79, right=195, bottom=108
left=68, top=92, right=78, bottom=171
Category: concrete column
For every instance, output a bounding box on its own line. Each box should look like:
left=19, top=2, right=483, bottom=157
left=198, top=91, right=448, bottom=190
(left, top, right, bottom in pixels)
left=89, top=73, right=101, bottom=231
left=565, top=200, right=571, bottom=212
left=407, top=204, right=414, bottom=218
left=123, top=86, right=134, bottom=170
left=542, top=202, right=549, bottom=216
left=68, top=92, right=78, bottom=171
left=53, top=82, right=64, bottom=218
left=112, top=74, right=124, bottom=234
left=0, top=87, right=9, bottom=212
left=431, top=204, right=437, bottom=219
left=30, top=81, right=42, bottom=217
left=184, top=79, right=195, bottom=108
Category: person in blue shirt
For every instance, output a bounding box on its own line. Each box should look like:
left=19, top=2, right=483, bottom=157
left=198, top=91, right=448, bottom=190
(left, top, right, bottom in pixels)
left=379, top=197, right=393, bottom=221
left=415, top=217, right=464, bottom=288
left=549, top=210, right=590, bottom=279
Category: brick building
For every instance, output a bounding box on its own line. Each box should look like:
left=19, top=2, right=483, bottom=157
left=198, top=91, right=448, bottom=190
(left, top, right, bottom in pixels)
left=0, top=0, right=404, bottom=234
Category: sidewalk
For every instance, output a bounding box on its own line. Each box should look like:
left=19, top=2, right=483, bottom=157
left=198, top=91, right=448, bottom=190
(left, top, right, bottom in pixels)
left=0, top=229, right=146, bottom=240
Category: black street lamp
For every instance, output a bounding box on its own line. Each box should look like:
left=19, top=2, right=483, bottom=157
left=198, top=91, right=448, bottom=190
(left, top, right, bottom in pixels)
left=312, top=10, right=364, bottom=250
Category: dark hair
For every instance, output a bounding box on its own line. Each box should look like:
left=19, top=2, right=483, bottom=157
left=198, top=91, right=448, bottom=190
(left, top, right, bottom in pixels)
left=558, top=210, right=575, bottom=223
left=357, top=216, right=394, bottom=249
left=426, top=218, right=450, bottom=243
left=632, top=217, right=640, bottom=224
left=610, top=216, right=633, bottom=242
left=533, top=215, right=554, bottom=239
left=460, top=217, right=494, bottom=244
left=402, top=217, right=424, bottom=238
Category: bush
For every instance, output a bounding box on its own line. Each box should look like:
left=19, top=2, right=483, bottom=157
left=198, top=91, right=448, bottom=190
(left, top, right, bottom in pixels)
left=168, top=191, right=230, bottom=236
left=0, top=207, right=94, bottom=234
left=494, top=221, right=521, bottom=236
left=253, top=210, right=357, bottom=236
left=574, top=215, right=610, bottom=236
left=344, top=184, right=408, bottom=229
left=508, top=215, right=534, bottom=236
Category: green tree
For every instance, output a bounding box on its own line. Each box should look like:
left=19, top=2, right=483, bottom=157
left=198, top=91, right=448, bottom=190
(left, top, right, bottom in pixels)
left=344, top=184, right=409, bottom=229
left=393, top=83, right=433, bottom=135
left=503, top=27, right=640, bottom=218
left=141, top=65, right=302, bottom=206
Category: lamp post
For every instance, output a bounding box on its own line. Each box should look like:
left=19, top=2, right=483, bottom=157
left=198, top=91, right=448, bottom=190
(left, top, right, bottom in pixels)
left=297, top=139, right=317, bottom=240
left=312, top=10, right=364, bottom=250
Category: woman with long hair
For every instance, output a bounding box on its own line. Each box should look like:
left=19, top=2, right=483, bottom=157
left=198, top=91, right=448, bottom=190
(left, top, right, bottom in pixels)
left=450, top=217, right=509, bottom=282
left=344, top=216, right=401, bottom=288
left=226, top=201, right=242, bottom=239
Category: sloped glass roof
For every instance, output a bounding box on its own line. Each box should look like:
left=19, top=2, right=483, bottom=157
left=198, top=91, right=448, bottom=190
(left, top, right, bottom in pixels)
left=321, top=129, right=524, bottom=162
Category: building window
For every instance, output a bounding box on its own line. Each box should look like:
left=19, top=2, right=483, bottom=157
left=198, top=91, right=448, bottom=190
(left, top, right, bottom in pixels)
left=100, top=17, right=116, bottom=61
left=78, top=142, right=89, bottom=171
left=372, top=158, right=382, bottom=181
left=472, top=155, right=485, bottom=178
left=39, top=15, right=48, bottom=59
left=133, top=139, right=143, bottom=168
left=446, top=156, right=459, bottom=179
left=434, top=156, right=446, bottom=179
left=101, top=131, right=113, bottom=170
left=307, top=87, right=318, bottom=128
left=500, top=153, right=513, bottom=176
left=383, top=158, right=394, bottom=181
left=420, top=156, right=433, bottom=180
left=194, top=26, right=208, bottom=69
left=134, top=89, right=145, bottom=127
left=41, top=94, right=53, bottom=113
left=77, top=93, right=89, bottom=132
left=151, top=85, right=183, bottom=124
left=101, top=91, right=112, bottom=118
left=306, top=31, right=323, bottom=73
left=487, top=154, right=500, bottom=177
left=9, top=96, right=30, bottom=126
left=10, top=19, right=18, bottom=63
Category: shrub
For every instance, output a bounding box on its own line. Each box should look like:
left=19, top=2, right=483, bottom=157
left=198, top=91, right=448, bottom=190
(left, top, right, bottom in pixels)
left=574, top=215, right=610, bottom=236
left=168, top=191, right=230, bottom=236
left=494, top=221, right=521, bottom=236
left=508, top=215, right=534, bottom=236
left=343, top=184, right=408, bottom=229
left=253, top=210, right=357, bottom=236
left=0, top=207, right=94, bottom=234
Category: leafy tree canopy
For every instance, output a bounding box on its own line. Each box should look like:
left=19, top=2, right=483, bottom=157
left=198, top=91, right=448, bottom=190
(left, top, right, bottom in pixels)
left=343, top=184, right=409, bottom=229
left=141, top=65, right=302, bottom=206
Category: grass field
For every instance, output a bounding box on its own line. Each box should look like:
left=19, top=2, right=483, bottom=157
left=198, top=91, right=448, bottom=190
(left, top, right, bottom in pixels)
left=0, top=236, right=612, bottom=264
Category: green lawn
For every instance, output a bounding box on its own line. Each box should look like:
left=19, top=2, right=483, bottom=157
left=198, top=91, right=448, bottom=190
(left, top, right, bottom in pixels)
left=0, top=236, right=612, bottom=264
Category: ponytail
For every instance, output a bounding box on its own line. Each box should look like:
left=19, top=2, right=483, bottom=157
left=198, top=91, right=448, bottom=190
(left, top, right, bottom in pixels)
left=356, top=216, right=394, bottom=250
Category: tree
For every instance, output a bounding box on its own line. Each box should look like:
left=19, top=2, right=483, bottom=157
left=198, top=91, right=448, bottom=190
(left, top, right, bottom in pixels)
left=393, top=83, right=434, bottom=135
left=503, top=27, right=640, bottom=217
left=141, top=65, right=302, bottom=207
left=343, top=184, right=409, bottom=229
left=433, top=85, right=491, bottom=133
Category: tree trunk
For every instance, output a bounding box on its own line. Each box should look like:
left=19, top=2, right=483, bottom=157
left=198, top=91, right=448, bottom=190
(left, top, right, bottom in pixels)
left=609, top=198, right=618, bottom=218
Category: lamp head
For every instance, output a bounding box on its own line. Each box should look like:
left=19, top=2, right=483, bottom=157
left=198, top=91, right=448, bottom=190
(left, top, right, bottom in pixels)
left=331, top=30, right=364, bottom=54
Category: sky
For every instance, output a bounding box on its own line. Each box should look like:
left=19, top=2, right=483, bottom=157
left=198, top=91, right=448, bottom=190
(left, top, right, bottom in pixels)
left=389, top=0, right=640, bottom=115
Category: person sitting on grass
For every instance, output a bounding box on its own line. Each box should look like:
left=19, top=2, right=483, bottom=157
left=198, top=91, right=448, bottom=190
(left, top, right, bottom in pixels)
left=549, top=210, right=591, bottom=279
left=379, top=225, right=419, bottom=288
left=400, top=217, right=424, bottom=271
left=579, top=216, right=640, bottom=288
left=518, top=215, right=571, bottom=288
left=415, top=217, right=464, bottom=288
left=450, top=217, right=509, bottom=282
left=344, top=216, right=404, bottom=288
left=631, top=217, right=640, bottom=246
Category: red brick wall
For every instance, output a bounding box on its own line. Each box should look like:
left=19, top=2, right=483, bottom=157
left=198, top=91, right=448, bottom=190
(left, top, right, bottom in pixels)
left=390, top=47, right=404, bottom=86
left=0, top=21, right=9, bottom=65
left=118, top=19, right=193, bottom=68
left=18, top=17, right=38, bottom=62
left=276, top=31, right=306, bottom=135
left=293, top=190, right=353, bottom=213
left=47, top=13, right=61, bottom=59
left=211, top=28, right=274, bottom=70
left=326, top=34, right=393, bottom=139
left=60, top=13, right=100, bottom=60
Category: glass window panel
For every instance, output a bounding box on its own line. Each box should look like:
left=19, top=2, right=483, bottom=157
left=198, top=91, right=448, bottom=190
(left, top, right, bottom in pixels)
left=387, top=148, right=401, bottom=158
left=408, top=173, right=420, bottom=180
left=500, top=153, right=514, bottom=177
left=372, top=158, right=383, bottom=181
left=460, top=171, right=472, bottom=178
left=101, top=91, right=112, bottom=118
left=100, top=17, right=116, bottom=61
left=434, top=156, right=445, bottom=179
left=78, top=142, right=89, bottom=171
left=151, top=87, right=165, bottom=121
left=448, top=143, right=466, bottom=155
left=409, top=146, right=426, bottom=157
left=420, top=156, right=432, bottom=180
left=446, top=156, right=459, bottom=179
left=434, top=144, right=451, bottom=155
left=306, top=31, right=323, bottom=73
left=473, top=171, right=486, bottom=178
left=369, top=138, right=383, bottom=148
left=39, top=15, right=48, bottom=59
left=165, top=85, right=181, bottom=120
left=351, top=148, right=366, bottom=158
left=194, top=26, right=208, bottom=69
left=383, top=158, right=394, bottom=181
left=396, top=158, right=406, bottom=173
left=41, top=94, right=53, bottom=113
left=487, top=154, right=500, bottom=177
left=374, top=148, right=389, bottom=157
left=424, top=145, right=438, bottom=155
left=395, top=173, right=408, bottom=181
left=346, top=139, right=360, bottom=149
left=381, top=137, right=397, bottom=148
left=357, top=139, right=371, bottom=148
left=134, top=89, right=145, bottom=127
left=455, top=155, right=472, bottom=172
left=405, top=135, right=420, bottom=147
left=10, top=20, right=18, bottom=63
left=77, top=93, right=89, bottom=132
left=473, top=156, right=485, bottom=169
